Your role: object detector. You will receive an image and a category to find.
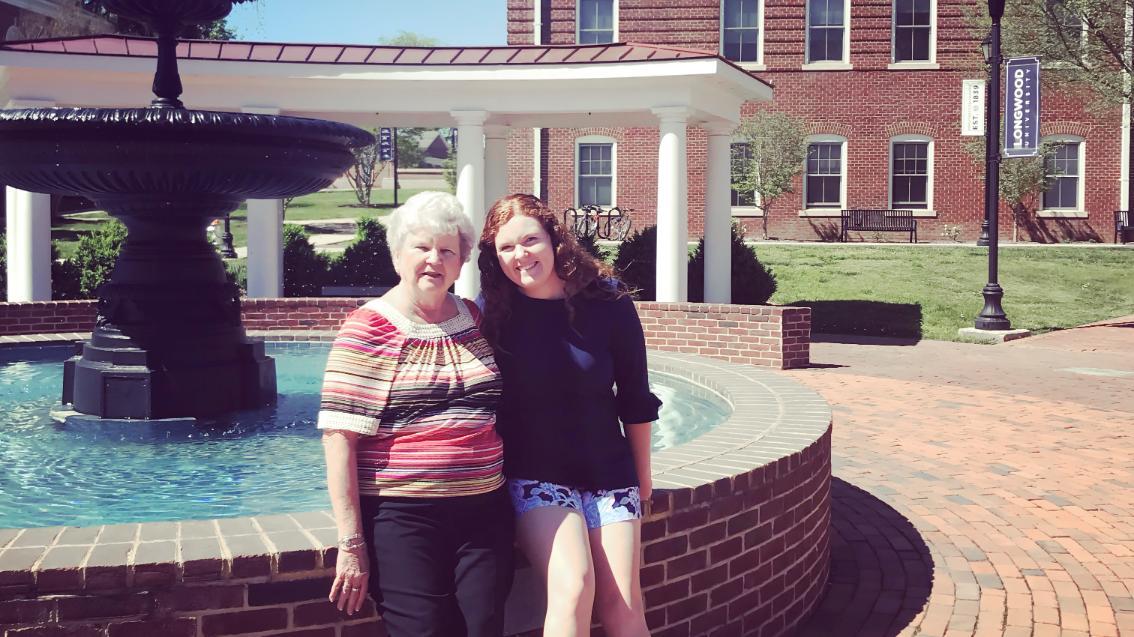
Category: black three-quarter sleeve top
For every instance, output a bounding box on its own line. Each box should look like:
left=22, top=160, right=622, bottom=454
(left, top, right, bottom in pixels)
left=493, top=285, right=663, bottom=491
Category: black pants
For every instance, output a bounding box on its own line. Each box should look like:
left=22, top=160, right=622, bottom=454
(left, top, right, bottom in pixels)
left=360, top=487, right=515, bottom=637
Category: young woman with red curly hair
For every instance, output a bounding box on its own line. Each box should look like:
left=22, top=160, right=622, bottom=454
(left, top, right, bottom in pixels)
left=478, top=193, right=660, bottom=637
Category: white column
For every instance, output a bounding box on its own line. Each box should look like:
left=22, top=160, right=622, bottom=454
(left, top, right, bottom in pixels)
left=246, top=199, right=284, bottom=298
left=5, top=187, right=52, bottom=302
left=242, top=106, right=284, bottom=298
left=704, top=123, right=734, bottom=304
left=4, top=99, right=55, bottom=302
left=484, top=125, right=510, bottom=212
left=452, top=110, right=488, bottom=299
left=653, top=107, right=691, bottom=302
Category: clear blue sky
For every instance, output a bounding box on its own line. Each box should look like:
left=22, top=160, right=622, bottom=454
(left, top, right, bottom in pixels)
left=227, top=1, right=507, bottom=46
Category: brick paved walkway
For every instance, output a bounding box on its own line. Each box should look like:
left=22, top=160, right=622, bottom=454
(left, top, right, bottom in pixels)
left=786, top=319, right=1134, bottom=637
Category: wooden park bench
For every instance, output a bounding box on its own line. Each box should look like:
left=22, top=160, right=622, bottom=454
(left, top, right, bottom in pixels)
left=1117, top=210, right=1131, bottom=244
left=840, top=209, right=918, bottom=243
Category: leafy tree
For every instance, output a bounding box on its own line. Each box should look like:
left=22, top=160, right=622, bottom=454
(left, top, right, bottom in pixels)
left=612, top=225, right=658, bottom=300
left=732, top=111, right=809, bottom=240
left=965, top=136, right=1058, bottom=242
left=345, top=130, right=386, bottom=208
left=396, top=128, right=427, bottom=171
left=379, top=31, right=441, bottom=47
left=999, top=0, right=1131, bottom=107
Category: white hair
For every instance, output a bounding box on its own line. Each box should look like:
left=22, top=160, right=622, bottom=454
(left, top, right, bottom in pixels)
left=385, top=191, right=475, bottom=263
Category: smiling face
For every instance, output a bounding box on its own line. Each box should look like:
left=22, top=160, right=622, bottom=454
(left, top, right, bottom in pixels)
left=394, top=228, right=463, bottom=296
left=493, top=214, right=566, bottom=299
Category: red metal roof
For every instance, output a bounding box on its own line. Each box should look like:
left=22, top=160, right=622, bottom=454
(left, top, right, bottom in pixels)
left=0, top=35, right=727, bottom=67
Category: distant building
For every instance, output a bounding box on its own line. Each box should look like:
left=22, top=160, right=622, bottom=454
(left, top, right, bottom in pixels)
left=504, top=0, right=1123, bottom=243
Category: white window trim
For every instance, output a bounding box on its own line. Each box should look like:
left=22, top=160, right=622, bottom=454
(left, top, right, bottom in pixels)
left=803, top=0, right=852, bottom=66
left=890, top=0, right=936, bottom=66
left=574, top=135, right=617, bottom=208
left=799, top=134, right=848, bottom=216
left=719, top=0, right=765, bottom=66
left=576, top=0, right=618, bottom=44
left=888, top=134, right=935, bottom=215
left=533, top=0, right=542, bottom=45
left=1039, top=135, right=1086, bottom=216
left=729, top=137, right=763, bottom=217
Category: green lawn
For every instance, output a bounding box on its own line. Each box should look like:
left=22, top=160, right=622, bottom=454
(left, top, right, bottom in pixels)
left=52, top=189, right=425, bottom=258
left=753, top=244, right=1134, bottom=341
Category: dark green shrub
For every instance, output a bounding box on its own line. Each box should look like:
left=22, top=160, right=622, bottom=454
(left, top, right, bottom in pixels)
left=574, top=233, right=604, bottom=262
left=328, top=216, right=396, bottom=286
left=72, top=220, right=127, bottom=298
left=283, top=225, right=330, bottom=297
left=51, top=242, right=82, bottom=300
left=688, top=223, right=777, bottom=304
left=612, top=225, right=657, bottom=301
left=224, top=260, right=247, bottom=295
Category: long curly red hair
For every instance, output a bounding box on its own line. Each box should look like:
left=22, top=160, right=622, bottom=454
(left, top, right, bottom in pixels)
left=477, top=194, right=624, bottom=347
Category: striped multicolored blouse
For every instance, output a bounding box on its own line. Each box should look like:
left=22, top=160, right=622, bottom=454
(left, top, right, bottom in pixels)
left=317, top=295, right=505, bottom=498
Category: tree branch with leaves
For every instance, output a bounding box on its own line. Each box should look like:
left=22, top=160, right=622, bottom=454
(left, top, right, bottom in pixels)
left=732, top=111, right=809, bottom=240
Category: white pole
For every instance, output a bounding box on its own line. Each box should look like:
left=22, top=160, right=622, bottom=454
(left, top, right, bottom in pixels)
left=704, top=123, right=735, bottom=303
left=452, top=110, right=488, bottom=299
left=484, top=125, right=510, bottom=211
left=653, top=107, right=690, bottom=302
left=246, top=198, right=284, bottom=298
left=5, top=187, right=52, bottom=302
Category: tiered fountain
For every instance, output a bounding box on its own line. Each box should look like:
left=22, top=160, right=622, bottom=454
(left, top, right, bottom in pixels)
left=0, top=0, right=372, bottom=421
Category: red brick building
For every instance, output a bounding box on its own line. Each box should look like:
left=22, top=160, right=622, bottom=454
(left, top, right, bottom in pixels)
left=504, top=0, right=1124, bottom=243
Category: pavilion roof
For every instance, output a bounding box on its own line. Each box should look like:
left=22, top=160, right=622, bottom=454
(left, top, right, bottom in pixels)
left=0, top=35, right=767, bottom=87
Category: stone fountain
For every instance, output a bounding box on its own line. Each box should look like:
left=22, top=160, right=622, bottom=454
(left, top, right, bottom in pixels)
left=0, top=0, right=373, bottom=421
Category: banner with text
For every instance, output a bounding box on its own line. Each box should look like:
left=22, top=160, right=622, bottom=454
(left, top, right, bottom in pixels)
left=1003, top=57, right=1041, bottom=158
left=961, top=79, right=986, bottom=136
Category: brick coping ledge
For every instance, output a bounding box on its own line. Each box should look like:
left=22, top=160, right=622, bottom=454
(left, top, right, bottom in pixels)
left=0, top=342, right=829, bottom=637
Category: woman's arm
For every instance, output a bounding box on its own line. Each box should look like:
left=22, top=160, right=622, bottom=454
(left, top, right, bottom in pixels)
left=625, top=421, right=653, bottom=501
left=323, top=430, right=369, bottom=615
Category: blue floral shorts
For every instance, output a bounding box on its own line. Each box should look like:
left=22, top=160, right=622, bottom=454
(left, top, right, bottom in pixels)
left=507, top=478, right=641, bottom=529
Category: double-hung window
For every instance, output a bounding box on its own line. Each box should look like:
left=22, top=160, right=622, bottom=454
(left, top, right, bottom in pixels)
left=804, top=139, right=845, bottom=209
left=578, top=0, right=615, bottom=44
left=806, top=0, right=847, bottom=63
left=890, top=138, right=932, bottom=210
left=730, top=142, right=757, bottom=212
left=893, top=0, right=931, bottom=62
left=577, top=139, right=614, bottom=207
left=721, top=0, right=761, bottom=64
left=1042, top=140, right=1082, bottom=211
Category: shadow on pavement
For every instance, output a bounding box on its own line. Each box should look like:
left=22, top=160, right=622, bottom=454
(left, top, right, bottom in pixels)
left=794, top=479, right=933, bottom=637
left=786, top=300, right=923, bottom=342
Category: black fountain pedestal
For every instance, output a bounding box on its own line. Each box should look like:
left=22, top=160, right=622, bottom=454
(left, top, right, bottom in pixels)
left=0, top=0, right=373, bottom=422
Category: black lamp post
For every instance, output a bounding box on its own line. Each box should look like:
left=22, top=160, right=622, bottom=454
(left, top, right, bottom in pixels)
left=219, top=212, right=238, bottom=258
left=974, top=0, right=1011, bottom=331
left=976, top=34, right=993, bottom=247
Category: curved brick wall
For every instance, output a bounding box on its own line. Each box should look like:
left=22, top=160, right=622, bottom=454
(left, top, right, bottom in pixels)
left=0, top=307, right=828, bottom=637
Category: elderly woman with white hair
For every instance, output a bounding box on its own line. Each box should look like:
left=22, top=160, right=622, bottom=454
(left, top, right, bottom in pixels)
left=319, top=191, right=513, bottom=637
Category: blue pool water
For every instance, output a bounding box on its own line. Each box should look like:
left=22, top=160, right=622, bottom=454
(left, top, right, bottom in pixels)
left=0, top=343, right=730, bottom=529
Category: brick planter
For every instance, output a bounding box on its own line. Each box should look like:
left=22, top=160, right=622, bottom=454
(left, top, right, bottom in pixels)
left=0, top=299, right=809, bottom=369
left=0, top=315, right=829, bottom=637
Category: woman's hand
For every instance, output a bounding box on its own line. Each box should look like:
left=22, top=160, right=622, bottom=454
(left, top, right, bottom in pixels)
left=638, top=473, right=652, bottom=503
left=329, top=544, right=369, bottom=615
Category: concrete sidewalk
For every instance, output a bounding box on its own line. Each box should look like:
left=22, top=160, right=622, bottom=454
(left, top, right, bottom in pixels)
left=787, top=320, right=1134, bottom=636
